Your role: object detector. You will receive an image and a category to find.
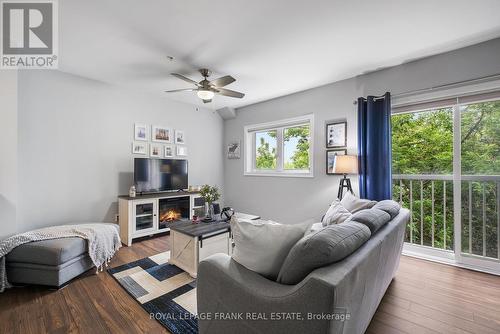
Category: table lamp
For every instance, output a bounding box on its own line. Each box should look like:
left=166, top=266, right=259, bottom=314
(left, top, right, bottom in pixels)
left=333, top=155, right=358, bottom=199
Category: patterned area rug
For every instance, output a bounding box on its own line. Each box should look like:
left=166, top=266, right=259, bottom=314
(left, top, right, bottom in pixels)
left=108, top=251, right=198, bottom=334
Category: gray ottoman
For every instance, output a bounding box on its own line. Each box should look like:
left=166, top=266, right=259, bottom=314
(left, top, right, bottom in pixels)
left=6, top=237, right=94, bottom=288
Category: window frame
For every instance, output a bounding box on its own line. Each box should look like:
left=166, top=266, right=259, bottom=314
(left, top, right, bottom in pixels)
left=391, top=78, right=500, bottom=274
left=244, top=114, right=314, bottom=178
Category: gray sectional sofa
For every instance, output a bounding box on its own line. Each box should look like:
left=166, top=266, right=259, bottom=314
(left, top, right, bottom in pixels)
left=4, top=223, right=120, bottom=289
left=6, top=237, right=95, bottom=288
left=197, top=205, right=410, bottom=334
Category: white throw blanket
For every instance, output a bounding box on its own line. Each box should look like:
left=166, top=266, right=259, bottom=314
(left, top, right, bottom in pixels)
left=0, top=223, right=121, bottom=292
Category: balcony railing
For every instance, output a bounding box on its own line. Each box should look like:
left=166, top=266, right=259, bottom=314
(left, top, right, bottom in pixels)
left=392, top=174, right=500, bottom=261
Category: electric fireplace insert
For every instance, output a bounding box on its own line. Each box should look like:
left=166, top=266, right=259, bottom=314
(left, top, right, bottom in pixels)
left=158, top=196, right=190, bottom=229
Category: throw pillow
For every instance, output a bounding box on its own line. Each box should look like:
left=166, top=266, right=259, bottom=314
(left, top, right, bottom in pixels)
left=340, top=192, right=377, bottom=213
left=349, top=208, right=391, bottom=234
left=322, top=200, right=352, bottom=226
left=277, top=221, right=371, bottom=285
left=230, top=217, right=309, bottom=280
left=372, top=200, right=401, bottom=219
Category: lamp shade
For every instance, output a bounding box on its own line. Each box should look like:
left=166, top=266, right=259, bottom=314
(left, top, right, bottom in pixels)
left=333, top=155, right=358, bottom=174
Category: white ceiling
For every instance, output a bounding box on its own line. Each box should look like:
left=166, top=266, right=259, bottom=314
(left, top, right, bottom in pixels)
left=59, top=0, right=500, bottom=110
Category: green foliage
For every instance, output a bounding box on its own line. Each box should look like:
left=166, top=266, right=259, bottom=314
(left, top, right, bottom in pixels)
left=461, top=102, right=500, bottom=174
left=199, top=184, right=220, bottom=204
left=255, top=126, right=310, bottom=170
left=255, top=134, right=277, bottom=169
left=392, top=101, right=500, bottom=257
left=392, top=102, right=500, bottom=174
left=284, top=126, right=310, bottom=169
left=392, top=108, right=453, bottom=174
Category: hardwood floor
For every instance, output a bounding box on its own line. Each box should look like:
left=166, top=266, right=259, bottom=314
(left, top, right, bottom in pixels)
left=0, top=234, right=171, bottom=334
left=366, top=256, right=500, bottom=334
left=1, top=234, right=499, bottom=334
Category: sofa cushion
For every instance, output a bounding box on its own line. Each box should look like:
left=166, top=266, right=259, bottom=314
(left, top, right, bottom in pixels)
left=230, top=217, right=309, bottom=280
left=322, top=200, right=352, bottom=226
left=348, top=208, right=391, bottom=234
left=372, top=200, right=401, bottom=219
left=277, top=221, right=371, bottom=285
left=340, top=192, right=377, bottom=213
left=6, top=237, right=87, bottom=266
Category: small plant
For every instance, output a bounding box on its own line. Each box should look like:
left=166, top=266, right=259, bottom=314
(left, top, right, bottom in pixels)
left=199, top=185, right=220, bottom=204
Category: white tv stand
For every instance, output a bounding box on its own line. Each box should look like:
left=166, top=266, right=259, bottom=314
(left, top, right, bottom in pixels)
left=118, top=191, right=203, bottom=246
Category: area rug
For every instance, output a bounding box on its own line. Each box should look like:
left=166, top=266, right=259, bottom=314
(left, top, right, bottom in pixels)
left=108, top=251, right=198, bottom=334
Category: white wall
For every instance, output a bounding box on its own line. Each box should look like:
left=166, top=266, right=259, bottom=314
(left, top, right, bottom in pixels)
left=223, top=38, right=500, bottom=224
left=15, top=70, right=224, bottom=233
left=0, top=71, right=18, bottom=239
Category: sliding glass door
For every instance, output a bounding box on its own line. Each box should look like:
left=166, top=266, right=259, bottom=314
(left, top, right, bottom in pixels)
left=457, top=100, right=500, bottom=271
left=392, top=95, right=500, bottom=274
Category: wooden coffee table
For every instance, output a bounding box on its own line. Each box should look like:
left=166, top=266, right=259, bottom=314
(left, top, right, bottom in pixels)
left=169, top=212, right=260, bottom=277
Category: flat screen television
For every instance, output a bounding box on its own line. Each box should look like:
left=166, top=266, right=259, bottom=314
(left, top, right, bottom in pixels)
left=134, top=158, right=188, bottom=193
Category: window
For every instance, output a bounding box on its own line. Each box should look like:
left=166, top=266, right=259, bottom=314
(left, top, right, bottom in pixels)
left=244, top=114, right=314, bottom=177
left=460, top=100, right=500, bottom=175
left=392, top=107, right=453, bottom=175
left=255, top=130, right=277, bottom=169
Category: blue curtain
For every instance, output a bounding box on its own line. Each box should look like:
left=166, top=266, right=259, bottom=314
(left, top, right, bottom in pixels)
left=357, top=92, right=392, bottom=200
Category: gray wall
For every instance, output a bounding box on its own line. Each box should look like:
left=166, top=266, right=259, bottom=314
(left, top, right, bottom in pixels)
left=223, top=38, right=500, bottom=224
left=0, top=71, right=18, bottom=239
left=15, top=70, right=224, bottom=234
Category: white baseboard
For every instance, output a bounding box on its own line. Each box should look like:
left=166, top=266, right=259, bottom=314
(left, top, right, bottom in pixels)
left=402, top=243, right=500, bottom=276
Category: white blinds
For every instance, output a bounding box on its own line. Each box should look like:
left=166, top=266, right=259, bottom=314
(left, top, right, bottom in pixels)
left=392, top=90, right=500, bottom=114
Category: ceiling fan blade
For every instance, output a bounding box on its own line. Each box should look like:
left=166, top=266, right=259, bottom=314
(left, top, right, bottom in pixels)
left=215, top=88, right=245, bottom=98
left=164, top=88, right=196, bottom=93
left=171, top=73, right=200, bottom=86
left=202, top=99, right=212, bottom=103
left=210, top=75, right=235, bottom=87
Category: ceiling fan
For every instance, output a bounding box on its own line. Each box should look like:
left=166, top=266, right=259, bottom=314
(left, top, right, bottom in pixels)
left=165, top=68, right=245, bottom=103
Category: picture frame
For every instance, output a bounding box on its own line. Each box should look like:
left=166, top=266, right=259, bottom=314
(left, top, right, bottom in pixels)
left=326, top=121, right=347, bottom=148
left=134, top=123, right=148, bottom=141
left=176, top=145, right=188, bottom=156
left=152, top=125, right=172, bottom=143
left=227, top=140, right=241, bottom=159
left=132, top=142, right=148, bottom=155
left=326, top=149, right=347, bottom=175
left=164, top=145, right=174, bottom=158
left=150, top=144, right=162, bottom=158
left=175, top=130, right=185, bottom=144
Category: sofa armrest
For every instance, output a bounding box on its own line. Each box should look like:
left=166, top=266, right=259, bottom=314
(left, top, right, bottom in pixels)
left=305, top=209, right=409, bottom=334
left=197, top=253, right=336, bottom=334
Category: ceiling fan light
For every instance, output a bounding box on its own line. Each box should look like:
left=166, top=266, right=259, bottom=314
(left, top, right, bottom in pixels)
left=197, top=89, right=215, bottom=100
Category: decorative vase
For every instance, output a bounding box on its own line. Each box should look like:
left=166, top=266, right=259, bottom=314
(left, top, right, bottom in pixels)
left=129, top=185, right=136, bottom=198
left=205, top=202, right=214, bottom=221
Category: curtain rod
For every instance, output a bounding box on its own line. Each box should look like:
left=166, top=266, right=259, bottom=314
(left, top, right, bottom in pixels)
left=356, top=94, right=387, bottom=102
left=352, top=73, right=500, bottom=105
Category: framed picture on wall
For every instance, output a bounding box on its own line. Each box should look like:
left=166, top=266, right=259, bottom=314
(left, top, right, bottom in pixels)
left=134, top=123, right=148, bottom=141
left=175, top=130, right=185, bottom=144
left=150, top=144, right=162, bottom=158
left=164, top=145, right=174, bottom=158
left=132, top=142, right=148, bottom=155
left=227, top=141, right=241, bottom=159
left=326, top=149, right=347, bottom=175
left=326, top=121, right=347, bottom=148
left=152, top=125, right=172, bottom=143
left=176, top=145, right=188, bottom=156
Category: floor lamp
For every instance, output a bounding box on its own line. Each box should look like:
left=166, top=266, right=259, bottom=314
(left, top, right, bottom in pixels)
left=333, top=155, right=358, bottom=200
